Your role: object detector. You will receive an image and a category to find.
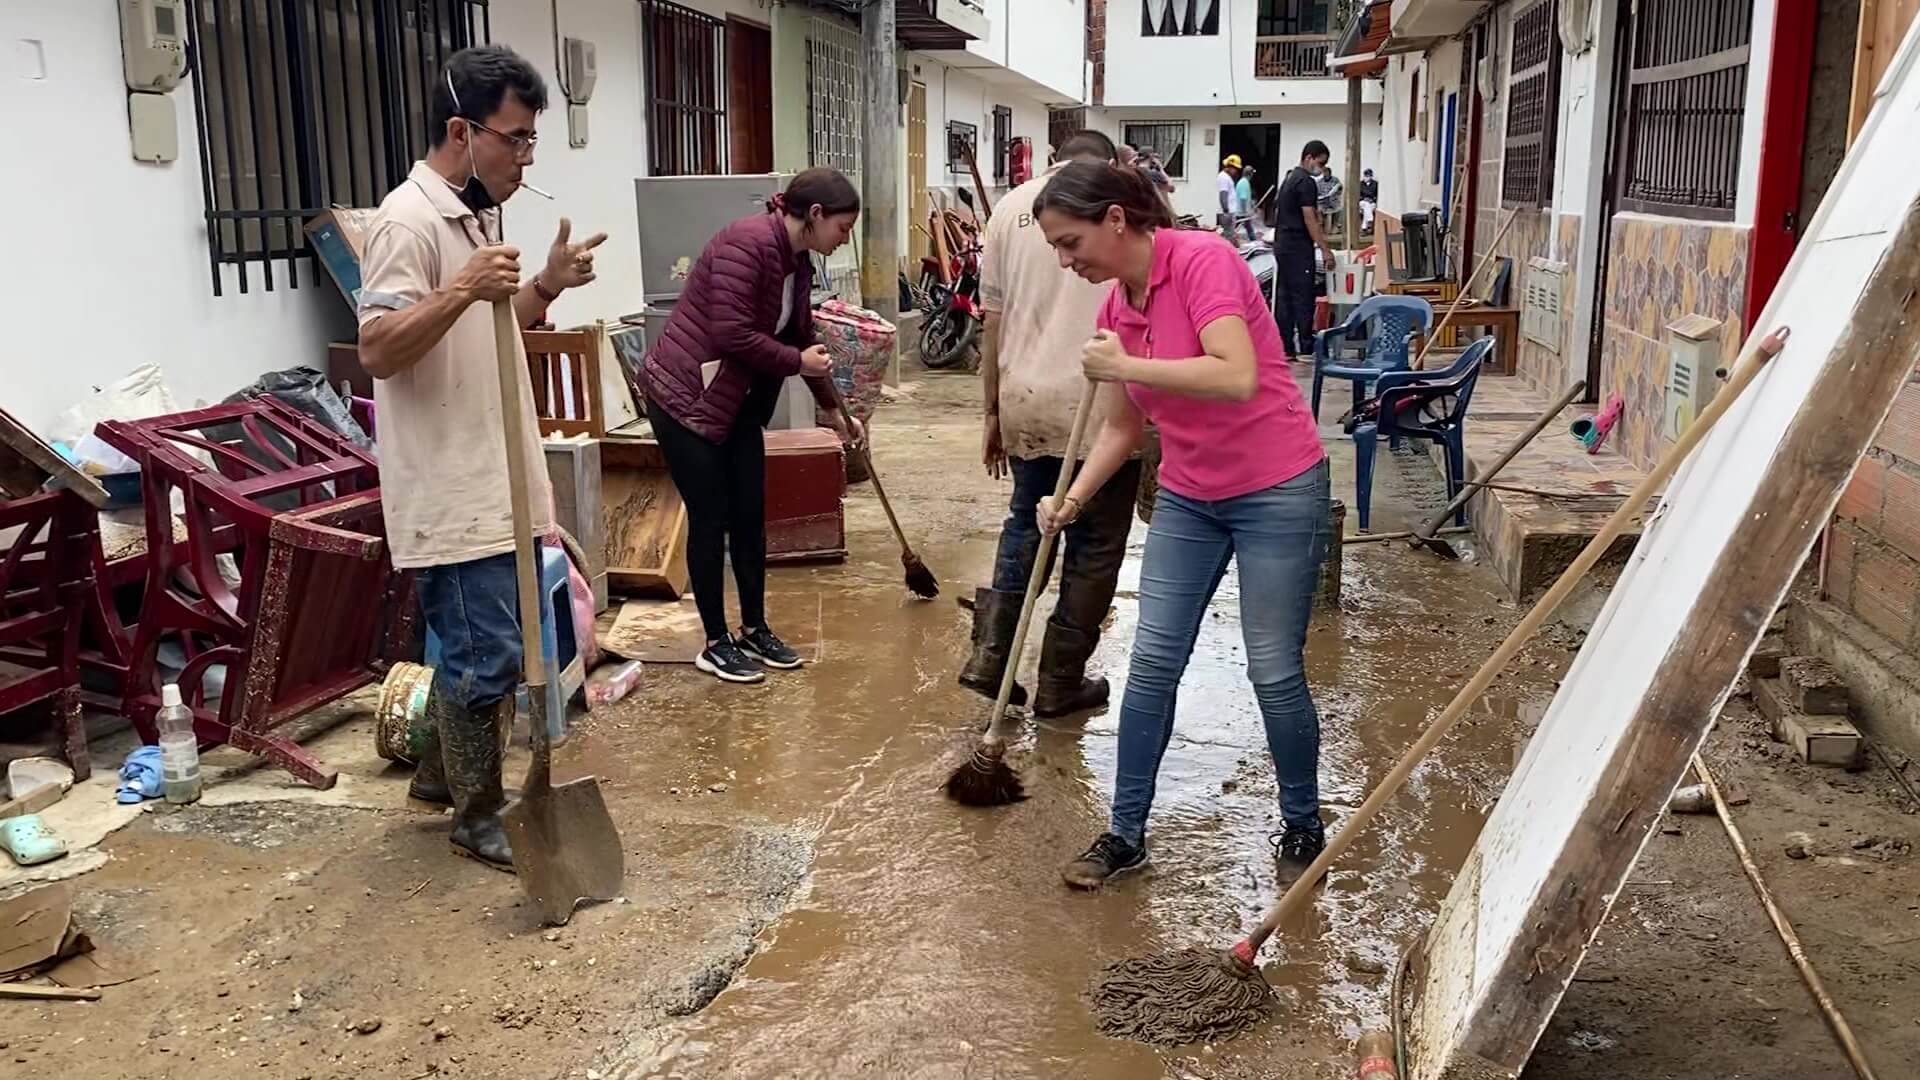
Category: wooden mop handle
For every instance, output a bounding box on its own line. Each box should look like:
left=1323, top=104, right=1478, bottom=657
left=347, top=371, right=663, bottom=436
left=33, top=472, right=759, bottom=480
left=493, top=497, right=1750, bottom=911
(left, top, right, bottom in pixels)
left=823, top=374, right=907, bottom=546
left=1413, top=209, right=1518, bottom=370
left=985, top=381, right=1101, bottom=741
left=492, top=298, right=547, bottom=691
left=1240, top=326, right=1791, bottom=957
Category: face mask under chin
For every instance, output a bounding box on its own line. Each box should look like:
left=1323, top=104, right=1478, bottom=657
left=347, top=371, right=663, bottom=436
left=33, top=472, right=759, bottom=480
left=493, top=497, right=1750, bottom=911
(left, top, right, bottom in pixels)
left=457, top=136, right=498, bottom=215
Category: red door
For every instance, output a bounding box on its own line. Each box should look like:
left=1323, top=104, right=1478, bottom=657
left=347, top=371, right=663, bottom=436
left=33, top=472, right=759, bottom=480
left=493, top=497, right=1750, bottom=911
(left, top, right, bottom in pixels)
left=1745, top=0, right=1818, bottom=328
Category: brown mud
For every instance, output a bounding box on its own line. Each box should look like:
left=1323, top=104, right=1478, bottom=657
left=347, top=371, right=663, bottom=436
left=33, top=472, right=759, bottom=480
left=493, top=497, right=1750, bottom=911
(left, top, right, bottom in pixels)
left=7, top=370, right=1918, bottom=1079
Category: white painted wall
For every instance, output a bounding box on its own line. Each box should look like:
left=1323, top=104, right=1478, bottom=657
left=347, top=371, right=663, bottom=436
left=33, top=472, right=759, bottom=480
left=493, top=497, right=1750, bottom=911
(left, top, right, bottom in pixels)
left=2, top=0, right=351, bottom=435
left=967, top=0, right=1087, bottom=101
left=1103, top=0, right=1380, bottom=108
left=1091, top=103, right=1383, bottom=221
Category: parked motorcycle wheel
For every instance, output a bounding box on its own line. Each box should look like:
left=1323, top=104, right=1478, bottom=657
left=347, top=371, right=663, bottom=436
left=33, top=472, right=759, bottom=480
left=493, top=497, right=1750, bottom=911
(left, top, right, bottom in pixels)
left=920, top=309, right=981, bottom=370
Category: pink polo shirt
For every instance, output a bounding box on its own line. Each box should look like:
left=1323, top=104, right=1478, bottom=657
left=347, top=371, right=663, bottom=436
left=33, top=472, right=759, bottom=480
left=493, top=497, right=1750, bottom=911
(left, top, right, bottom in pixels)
left=1099, top=229, right=1324, bottom=502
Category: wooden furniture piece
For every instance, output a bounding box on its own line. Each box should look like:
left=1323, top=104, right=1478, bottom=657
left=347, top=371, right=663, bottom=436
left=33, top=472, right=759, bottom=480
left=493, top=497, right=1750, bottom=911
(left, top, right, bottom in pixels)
left=765, top=428, right=847, bottom=563
left=0, top=490, right=97, bottom=781
left=544, top=438, right=608, bottom=610
left=95, top=397, right=414, bottom=789
left=600, top=430, right=690, bottom=599
left=1431, top=305, right=1522, bottom=375
left=524, top=327, right=607, bottom=438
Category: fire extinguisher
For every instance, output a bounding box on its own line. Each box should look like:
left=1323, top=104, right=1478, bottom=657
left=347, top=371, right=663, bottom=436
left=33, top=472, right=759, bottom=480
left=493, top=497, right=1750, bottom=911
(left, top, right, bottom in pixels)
left=1010, top=137, right=1034, bottom=186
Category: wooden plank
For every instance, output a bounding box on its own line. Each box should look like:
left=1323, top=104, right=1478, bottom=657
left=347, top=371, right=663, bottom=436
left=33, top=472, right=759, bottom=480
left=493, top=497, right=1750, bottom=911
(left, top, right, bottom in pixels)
left=1408, top=27, right=1920, bottom=1080
left=600, top=437, right=689, bottom=600
left=0, top=406, right=111, bottom=508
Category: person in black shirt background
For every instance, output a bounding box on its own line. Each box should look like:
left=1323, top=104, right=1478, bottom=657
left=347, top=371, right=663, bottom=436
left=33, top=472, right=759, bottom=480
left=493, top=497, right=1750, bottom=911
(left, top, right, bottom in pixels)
left=1271, top=140, right=1339, bottom=359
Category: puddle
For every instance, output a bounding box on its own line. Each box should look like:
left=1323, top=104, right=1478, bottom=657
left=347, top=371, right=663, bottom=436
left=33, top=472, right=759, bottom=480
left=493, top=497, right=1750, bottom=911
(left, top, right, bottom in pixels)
left=593, top=501, right=1562, bottom=1078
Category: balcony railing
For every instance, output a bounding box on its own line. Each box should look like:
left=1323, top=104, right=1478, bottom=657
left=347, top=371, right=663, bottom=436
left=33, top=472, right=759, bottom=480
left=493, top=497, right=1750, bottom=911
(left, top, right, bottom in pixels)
left=1254, top=34, right=1337, bottom=78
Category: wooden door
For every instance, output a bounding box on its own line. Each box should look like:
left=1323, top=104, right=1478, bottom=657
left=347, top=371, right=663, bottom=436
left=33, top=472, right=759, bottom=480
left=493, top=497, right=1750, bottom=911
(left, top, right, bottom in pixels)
left=726, top=18, right=773, bottom=174
left=908, top=82, right=930, bottom=265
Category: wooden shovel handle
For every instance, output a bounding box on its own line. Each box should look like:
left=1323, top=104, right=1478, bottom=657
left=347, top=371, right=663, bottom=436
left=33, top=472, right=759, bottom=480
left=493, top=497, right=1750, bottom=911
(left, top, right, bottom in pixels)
left=1242, top=326, right=1792, bottom=957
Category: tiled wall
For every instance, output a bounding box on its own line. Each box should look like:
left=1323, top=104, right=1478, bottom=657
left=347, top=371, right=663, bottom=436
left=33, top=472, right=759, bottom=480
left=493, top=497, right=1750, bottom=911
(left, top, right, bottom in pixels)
left=1598, top=213, right=1751, bottom=471
left=1473, top=207, right=1583, bottom=392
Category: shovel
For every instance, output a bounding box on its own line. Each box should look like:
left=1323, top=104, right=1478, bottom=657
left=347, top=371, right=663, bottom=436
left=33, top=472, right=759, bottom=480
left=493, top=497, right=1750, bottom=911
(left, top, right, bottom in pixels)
left=491, top=298, right=625, bottom=926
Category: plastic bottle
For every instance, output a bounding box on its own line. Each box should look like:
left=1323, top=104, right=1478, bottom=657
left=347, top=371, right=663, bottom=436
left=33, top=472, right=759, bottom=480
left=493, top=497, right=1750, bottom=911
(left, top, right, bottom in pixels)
left=584, top=660, right=645, bottom=709
left=157, top=683, right=202, bottom=804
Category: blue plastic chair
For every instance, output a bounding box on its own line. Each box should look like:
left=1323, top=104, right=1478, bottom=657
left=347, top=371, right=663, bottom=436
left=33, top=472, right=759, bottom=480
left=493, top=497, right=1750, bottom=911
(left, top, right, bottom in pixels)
left=1310, top=295, right=1435, bottom=421
left=1351, top=337, right=1496, bottom=531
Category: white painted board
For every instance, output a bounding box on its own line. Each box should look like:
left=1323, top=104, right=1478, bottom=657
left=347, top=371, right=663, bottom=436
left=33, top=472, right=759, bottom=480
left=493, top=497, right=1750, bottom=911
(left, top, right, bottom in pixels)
left=1408, top=21, right=1920, bottom=1080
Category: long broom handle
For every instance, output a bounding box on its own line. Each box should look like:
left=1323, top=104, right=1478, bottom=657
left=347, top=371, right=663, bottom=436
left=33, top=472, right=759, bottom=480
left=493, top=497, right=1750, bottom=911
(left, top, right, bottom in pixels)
left=824, top=375, right=912, bottom=555
left=1412, top=209, right=1518, bottom=371
left=1410, top=379, right=1587, bottom=544
left=1239, top=326, right=1790, bottom=958
left=984, top=381, right=1100, bottom=744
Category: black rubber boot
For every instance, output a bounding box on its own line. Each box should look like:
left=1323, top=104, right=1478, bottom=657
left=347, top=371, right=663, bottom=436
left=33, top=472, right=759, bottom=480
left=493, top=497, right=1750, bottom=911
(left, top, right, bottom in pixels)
left=957, top=587, right=1027, bottom=706
left=440, top=696, right=514, bottom=871
left=406, top=722, right=451, bottom=806
left=1033, top=621, right=1109, bottom=718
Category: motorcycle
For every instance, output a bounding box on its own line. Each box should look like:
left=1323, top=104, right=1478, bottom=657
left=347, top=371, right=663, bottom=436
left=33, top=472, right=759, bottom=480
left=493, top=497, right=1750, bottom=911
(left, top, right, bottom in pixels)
left=918, top=240, right=984, bottom=371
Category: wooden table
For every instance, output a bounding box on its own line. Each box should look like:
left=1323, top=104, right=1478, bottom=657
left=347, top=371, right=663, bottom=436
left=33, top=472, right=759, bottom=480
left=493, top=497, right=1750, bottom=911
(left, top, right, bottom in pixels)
left=1416, top=305, right=1523, bottom=375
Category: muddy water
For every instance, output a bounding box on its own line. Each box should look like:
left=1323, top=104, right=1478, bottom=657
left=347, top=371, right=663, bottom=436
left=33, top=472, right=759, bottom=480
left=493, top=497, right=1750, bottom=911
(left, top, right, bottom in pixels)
left=591, top=500, right=1559, bottom=1080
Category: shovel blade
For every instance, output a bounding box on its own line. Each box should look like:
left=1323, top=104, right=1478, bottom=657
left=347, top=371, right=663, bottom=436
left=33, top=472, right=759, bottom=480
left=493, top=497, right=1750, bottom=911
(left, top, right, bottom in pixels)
left=502, top=776, right=625, bottom=927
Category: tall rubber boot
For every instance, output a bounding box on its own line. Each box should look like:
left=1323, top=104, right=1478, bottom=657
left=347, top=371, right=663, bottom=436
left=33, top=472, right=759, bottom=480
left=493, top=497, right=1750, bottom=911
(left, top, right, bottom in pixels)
left=1033, top=620, right=1108, bottom=718
left=406, top=722, right=451, bottom=806
left=957, top=587, right=1027, bottom=706
left=438, top=694, right=514, bottom=870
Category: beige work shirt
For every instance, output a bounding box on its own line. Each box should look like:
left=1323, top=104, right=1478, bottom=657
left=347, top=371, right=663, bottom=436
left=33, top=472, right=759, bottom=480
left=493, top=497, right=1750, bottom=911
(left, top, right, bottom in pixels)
left=979, top=163, right=1115, bottom=460
left=357, top=162, right=552, bottom=570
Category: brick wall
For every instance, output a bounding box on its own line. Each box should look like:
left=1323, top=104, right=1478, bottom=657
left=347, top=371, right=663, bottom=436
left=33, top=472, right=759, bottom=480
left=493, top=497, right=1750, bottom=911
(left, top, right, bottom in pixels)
left=1087, top=0, right=1106, bottom=105
left=1826, top=380, right=1920, bottom=645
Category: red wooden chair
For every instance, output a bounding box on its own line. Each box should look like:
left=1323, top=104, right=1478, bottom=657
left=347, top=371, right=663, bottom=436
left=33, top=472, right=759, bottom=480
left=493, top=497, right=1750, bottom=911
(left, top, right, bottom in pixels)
left=0, top=490, right=96, bottom=781
left=95, top=397, right=415, bottom=789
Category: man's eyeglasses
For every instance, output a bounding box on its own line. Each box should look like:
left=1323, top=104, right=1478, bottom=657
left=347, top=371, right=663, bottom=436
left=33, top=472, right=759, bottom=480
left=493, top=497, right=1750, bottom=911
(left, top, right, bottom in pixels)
left=466, top=119, right=538, bottom=158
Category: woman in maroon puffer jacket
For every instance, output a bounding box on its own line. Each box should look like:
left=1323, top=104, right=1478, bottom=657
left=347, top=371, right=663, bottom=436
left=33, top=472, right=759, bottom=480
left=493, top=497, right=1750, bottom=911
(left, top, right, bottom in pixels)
left=640, top=168, right=865, bottom=684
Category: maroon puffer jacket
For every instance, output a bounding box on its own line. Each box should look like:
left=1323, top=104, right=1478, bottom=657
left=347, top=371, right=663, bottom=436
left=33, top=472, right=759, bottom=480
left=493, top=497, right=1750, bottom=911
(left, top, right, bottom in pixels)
left=639, top=213, right=838, bottom=442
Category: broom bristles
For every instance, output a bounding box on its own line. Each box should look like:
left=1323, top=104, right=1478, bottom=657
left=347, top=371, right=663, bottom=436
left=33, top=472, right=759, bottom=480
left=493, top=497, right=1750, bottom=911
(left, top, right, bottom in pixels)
left=944, top=749, right=1026, bottom=805
left=903, top=551, right=939, bottom=599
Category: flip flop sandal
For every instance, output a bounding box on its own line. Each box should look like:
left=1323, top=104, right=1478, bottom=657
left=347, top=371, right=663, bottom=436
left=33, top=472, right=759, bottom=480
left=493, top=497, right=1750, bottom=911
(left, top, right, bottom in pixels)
left=0, top=814, right=69, bottom=866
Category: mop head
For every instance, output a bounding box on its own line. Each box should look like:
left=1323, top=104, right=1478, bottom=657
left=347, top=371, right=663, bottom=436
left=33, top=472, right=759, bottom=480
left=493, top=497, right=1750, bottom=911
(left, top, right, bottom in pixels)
left=903, top=552, right=940, bottom=600
left=1087, top=947, right=1274, bottom=1046
left=943, top=747, right=1026, bottom=806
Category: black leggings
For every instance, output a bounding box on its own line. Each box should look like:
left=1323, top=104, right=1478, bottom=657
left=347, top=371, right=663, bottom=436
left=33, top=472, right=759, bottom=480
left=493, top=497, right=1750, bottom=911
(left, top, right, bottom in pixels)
left=648, top=399, right=766, bottom=642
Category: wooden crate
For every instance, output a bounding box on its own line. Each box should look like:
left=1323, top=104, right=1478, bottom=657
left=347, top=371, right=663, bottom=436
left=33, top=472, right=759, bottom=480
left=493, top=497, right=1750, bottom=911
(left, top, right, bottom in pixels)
left=600, top=434, right=689, bottom=599
left=765, top=428, right=847, bottom=563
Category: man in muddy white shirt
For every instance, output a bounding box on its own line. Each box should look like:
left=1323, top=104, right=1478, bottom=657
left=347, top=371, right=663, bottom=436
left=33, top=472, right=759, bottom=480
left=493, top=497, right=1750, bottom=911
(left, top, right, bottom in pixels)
left=961, top=130, right=1142, bottom=719
left=356, top=45, right=606, bottom=869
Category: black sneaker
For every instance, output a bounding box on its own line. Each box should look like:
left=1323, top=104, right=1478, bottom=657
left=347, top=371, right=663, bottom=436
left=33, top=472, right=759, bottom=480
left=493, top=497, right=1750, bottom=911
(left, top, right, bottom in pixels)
left=1062, top=832, right=1150, bottom=890
left=737, top=625, right=803, bottom=670
left=695, top=637, right=767, bottom=684
left=1269, top=824, right=1326, bottom=886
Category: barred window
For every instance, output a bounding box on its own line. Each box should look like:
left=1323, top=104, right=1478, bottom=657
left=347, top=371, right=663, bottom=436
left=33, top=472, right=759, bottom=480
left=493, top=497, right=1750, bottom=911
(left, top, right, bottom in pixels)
left=1502, top=0, right=1561, bottom=209
left=1121, top=121, right=1188, bottom=178
left=947, top=120, right=978, bottom=177
left=1143, top=0, right=1220, bottom=37
left=188, top=0, right=488, bottom=296
left=806, top=16, right=862, bottom=174
left=1615, top=0, right=1752, bottom=218
left=1049, top=106, right=1087, bottom=160
left=642, top=0, right=727, bottom=176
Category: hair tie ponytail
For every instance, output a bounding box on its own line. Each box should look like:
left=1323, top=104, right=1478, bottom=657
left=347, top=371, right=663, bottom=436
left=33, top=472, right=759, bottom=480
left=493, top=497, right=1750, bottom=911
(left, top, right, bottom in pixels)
left=767, top=192, right=789, bottom=214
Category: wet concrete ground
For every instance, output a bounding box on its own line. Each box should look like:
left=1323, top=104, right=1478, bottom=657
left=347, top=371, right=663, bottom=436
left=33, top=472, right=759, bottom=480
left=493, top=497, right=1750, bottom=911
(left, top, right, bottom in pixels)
left=28, top=366, right=1914, bottom=1079
left=598, top=370, right=1564, bottom=1078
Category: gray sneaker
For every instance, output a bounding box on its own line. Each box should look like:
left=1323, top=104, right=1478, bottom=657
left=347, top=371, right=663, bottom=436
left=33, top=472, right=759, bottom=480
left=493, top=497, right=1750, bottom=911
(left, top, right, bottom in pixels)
left=696, top=637, right=767, bottom=684
left=1062, top=832, right=1149, bottom=889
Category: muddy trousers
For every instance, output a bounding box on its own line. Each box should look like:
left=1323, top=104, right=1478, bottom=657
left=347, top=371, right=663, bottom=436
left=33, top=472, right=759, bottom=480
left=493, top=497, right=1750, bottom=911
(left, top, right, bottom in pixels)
left=1108, top=461, right=1330, bottom=846
left=648, top=399, right=767, bottom=643
left=991, top=455, right=1141, bottom=667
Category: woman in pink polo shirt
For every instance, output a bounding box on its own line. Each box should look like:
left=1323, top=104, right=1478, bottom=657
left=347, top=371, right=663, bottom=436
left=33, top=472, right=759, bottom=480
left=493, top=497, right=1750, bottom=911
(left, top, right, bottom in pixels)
left=1033, top=161, right=1330, bottom=890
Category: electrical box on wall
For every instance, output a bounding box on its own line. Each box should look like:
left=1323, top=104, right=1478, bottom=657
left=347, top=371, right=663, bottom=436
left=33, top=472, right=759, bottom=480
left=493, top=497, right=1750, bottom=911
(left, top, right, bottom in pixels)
left=1521, top=257, right=1566, bottom=353
left=128, top=92, right=178, bottom=162
left=1664, top=314, right=1724, bottom=440
left=561, top=37, right=596, bottom=148
left=119, top=0, right=187, bottom=92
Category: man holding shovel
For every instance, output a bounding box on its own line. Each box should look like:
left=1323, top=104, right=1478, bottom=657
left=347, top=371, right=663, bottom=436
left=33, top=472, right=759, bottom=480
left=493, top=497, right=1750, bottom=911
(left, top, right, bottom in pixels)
left=356, top=45, right=606, bottom=869
left=960, top=130, right=1140, bottom=718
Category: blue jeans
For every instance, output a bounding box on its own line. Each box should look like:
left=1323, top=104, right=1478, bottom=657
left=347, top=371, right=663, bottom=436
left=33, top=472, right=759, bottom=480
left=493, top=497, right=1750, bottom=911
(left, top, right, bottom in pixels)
left=416, top=552, right=523, bottom=712
left=1109, top=460, right=1330, bottom=846
left=992, top=456, right=1139, bottom=626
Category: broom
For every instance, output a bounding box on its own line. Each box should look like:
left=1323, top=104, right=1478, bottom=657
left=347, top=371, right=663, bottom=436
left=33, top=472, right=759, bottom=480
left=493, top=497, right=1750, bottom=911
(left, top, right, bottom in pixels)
left=1089, top=326, right=1790, bottom=1046
left=946, top=380, right=1099, bottom=806
left=824, top=375, right=938, bottom=599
